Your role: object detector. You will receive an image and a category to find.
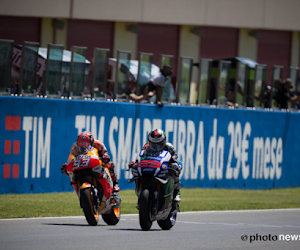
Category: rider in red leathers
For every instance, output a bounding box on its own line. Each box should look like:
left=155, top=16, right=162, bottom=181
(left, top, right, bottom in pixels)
left=61, top=131, right=120, bottom=192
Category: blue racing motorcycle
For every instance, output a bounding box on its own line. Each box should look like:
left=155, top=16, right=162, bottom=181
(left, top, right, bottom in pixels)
left=128, top=149, right=181, bottom=231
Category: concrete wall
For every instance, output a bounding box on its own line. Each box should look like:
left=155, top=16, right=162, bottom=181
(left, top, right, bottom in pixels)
left=1, top=0, right=300, bottom=31
left=40, top=18, right=53, bottom=48
left=0, top=0, right=70, bottom=18
left=238, top=29, right=258, bottom=62
left=178, top=25, right=200, bottom=104
left=55, top=19, right=68, bottom=47
left=40, top=18, right=68, bottom=48
left=290, top=31, right=300, bottom=68
left=113, top=22, right=138, bottom=59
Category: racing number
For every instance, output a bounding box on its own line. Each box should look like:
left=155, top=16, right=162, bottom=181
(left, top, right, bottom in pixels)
left=73, top=158, right=91, bottom=170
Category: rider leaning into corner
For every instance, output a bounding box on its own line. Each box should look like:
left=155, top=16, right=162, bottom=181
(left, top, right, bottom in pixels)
left=61, top=131, right=120, bottom=193
left=129, top=128, right=182, bottom=209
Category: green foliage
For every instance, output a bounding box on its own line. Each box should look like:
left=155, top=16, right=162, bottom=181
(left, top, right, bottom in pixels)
left=1, top=188, right=300, bottom=219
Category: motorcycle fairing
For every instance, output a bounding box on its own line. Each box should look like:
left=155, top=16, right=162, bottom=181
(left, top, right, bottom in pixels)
left=129, top=150, right=175, bottom=221
left=66, top=148, right=113, bottom=211
left=66, top=150, right=101, bottom=175
left=80, top=182, right=92, bottom=189
left=132, top=150, right=171, bottom=179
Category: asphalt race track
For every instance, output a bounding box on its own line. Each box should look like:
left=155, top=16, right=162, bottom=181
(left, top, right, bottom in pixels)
left=1, top=209, right=300, bottom=250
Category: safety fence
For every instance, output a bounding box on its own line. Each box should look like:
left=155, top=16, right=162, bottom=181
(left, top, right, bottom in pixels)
left=1, top=96, right=300, bottom=194
left=0, top=39, right=299, bottom=110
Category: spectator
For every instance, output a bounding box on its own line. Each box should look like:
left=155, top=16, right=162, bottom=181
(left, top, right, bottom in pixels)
left=93, top=81, right=103, bottom=96
left=254, top=81, right=272, bottom=108
left=219, top=90, right=238, bottom=108
left=10, top=65, right=20, bottom=94
left=35, top=73, right=41, bottom=91
left=142, top=64, right=173, bottom=106
left=272, top=78, right=283, bottom=107
left=36, top=72, right=47, bottom=96
left=262, top=82, right=272, bottom=108
left=292, top=78, right=300, bottom=110
left=274, top=78, right=299, bottom=109
left=106, top=80, right=114, bottom=99
left=83, top=86, right=91, bottom=99
left=120, top=63, right=134, bottom=83
left=117, top=79, right=144, bottom=102
left=93, top=79, right=114, bottom=99
left=226, top=90, right=238, bottom=108
left=115, top=62, right=137, bottom=100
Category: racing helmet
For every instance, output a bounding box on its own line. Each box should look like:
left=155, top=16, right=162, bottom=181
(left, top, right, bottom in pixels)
left=85, top=131, right=94, bottom=146
left=76, top=131, right=91, bottom=154
left=148, top=129, right=166, bottom=153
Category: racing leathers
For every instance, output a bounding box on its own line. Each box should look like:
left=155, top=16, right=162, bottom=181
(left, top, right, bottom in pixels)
left=131, top=141, right=182, bottom=203
left=61, top=140, right=120, bottom=192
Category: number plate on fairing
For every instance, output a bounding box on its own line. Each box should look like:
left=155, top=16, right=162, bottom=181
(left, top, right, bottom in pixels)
left=73, top=158, right=91, bottom=170
left=72, top=155, right=99, bottom=170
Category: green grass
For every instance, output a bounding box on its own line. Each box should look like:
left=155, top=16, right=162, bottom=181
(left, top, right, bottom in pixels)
left=1, top=188, right=300, bottom=219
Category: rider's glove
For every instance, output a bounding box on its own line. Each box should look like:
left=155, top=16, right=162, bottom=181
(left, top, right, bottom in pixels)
left=169, top=162, right=180, bottom=177
left=102, top=154, right=110, bottom=164
left=109, top=162, right=115, bottom=171
left=128, top=161, right=135, bottom=168
left=126, top=161, right=135, bottom=171
left=61, top=163, right=69, bottom=176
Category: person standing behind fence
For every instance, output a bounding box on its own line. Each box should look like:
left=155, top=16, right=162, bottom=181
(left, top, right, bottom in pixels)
left=142, top=65, right=173, bottom=107
left=274, top=78, right=299, bottom=109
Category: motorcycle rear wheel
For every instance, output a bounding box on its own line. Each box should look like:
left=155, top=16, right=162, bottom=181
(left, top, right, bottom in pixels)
left=157, top=210, right=177, bottom=230
left=139, top=189, right=153, bottom=231
left=80, top=188, right=99, bottom=226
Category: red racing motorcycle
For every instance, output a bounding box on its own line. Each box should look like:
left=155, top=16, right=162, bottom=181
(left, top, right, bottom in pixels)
left=65, top=149, right=121, bottom=226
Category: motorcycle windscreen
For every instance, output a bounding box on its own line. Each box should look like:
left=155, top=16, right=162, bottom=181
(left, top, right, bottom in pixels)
left=145, top=146, right=161, bottom=156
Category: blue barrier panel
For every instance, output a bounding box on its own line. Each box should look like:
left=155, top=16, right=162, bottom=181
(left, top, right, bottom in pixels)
left=0, top=96, right=300, bottom=194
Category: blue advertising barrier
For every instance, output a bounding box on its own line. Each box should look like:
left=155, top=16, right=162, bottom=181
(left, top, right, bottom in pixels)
left=1, top=96, right=300, bottom=194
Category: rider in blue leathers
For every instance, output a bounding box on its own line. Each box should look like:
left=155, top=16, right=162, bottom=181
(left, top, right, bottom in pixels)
left=130, top=129, right=182, bottom=206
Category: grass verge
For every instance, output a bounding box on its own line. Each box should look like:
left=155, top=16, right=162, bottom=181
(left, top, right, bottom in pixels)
left=1, top=188, right=300, bottom=219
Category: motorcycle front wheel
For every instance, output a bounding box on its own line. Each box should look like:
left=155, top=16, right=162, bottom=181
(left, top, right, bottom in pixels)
left=80, top=188, right=99, bottom=226
left=139, top=189, right=153, bottom=231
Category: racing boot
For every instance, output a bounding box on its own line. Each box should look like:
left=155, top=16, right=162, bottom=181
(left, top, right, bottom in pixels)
left=108, top=162, right=120, bottom=192
left=171, top=181, right=181, bottom=214
left=173, top=189, right=181, bottom=203
left=113, top=181, right=120, bottom=192
left=111, top=172, right=120, bottom=192
left=173, top=181, right=181, bottom=203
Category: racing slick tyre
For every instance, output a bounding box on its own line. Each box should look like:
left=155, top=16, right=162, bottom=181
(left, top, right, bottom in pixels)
left=80, top=188, right=99, bottom=226
left=102, top=206, right=121, bottom=225
left=157, top=210, right=177, bottom=230
left=139, top=189, right=153, bottom=231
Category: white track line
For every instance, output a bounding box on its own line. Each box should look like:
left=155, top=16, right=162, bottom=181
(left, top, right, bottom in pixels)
left=1, top=208, right=300, bottom=221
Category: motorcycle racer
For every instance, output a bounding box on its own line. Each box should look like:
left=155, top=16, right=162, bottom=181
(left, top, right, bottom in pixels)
left=130, top=129, right=182, bottom=206
left=61, top=131, right=120, bottom=192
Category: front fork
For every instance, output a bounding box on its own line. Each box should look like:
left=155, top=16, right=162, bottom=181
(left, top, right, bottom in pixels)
left=136, top=179, right=160, bottom=214
left=78, top=182, right=101, bottom=210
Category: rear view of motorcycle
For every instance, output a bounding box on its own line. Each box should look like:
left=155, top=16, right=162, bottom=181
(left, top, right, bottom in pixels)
left=64, top=150, right=121, bottom=226
left=128, top=149, right=180, bottom=231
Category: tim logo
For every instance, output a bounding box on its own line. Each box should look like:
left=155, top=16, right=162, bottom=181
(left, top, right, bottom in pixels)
left=3, top=116, right=21, bottom=179
left=2, top=115, right=52, bottom=179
